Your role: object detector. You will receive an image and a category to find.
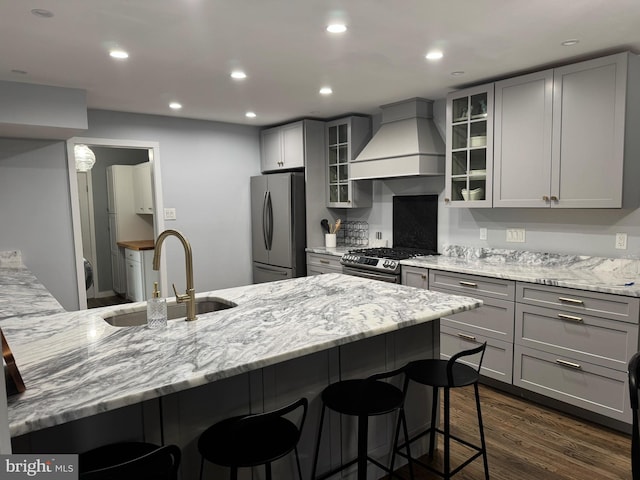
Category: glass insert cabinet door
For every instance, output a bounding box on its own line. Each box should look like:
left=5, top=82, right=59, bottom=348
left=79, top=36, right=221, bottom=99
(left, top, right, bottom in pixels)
left=445, top=84, right=494, bottom=207
left=328, top=123, right=349, bottom=204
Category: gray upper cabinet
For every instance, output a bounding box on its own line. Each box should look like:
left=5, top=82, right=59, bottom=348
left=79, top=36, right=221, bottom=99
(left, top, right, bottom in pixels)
left=493, top=52, right=640, bottom=208
left=494, top=70, right=553, bottom=207
left=326, top=116, right=372, bottom=208
left=260, top=121, right=305, bottom=172
left=445, top=84, right=494, bottom=207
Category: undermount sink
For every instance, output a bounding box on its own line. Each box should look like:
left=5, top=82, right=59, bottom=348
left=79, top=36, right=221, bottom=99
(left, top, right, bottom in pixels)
left=101, top=298, right=237, bottom=327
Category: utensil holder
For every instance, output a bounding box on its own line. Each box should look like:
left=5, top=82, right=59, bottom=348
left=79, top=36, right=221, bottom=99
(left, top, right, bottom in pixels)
left=325, top=234, right=337, bottom=248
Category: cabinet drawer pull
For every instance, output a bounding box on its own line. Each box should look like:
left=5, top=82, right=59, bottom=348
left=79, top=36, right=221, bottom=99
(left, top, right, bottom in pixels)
left=555, top=359, right=582, bottom=370
left=558, top=297, right=584, bottom=305
left=319, top=260, right=330, bottom=265
left=457, top=333, right=477, bottom=342
left=459, top=281, right=478, bottom=287
left=557, top=313, right=583, bottom=323
left=421, top=274, right=427, bottom=280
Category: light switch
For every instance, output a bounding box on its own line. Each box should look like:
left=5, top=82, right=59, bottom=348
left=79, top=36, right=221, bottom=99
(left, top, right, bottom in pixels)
left=164, top=208, right=177, bottom=221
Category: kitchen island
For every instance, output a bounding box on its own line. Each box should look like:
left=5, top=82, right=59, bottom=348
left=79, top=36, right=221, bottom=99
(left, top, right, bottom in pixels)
left=0, top=250, right=482, bottom=479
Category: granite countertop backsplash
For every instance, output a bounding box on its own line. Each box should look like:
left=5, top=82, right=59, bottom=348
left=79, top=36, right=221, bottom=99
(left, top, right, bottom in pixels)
left=306, top=244, right=640, bottom=297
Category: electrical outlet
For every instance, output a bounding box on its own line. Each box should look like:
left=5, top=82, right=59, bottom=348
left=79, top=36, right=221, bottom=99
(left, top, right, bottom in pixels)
left=615, top=232, right=628, bottom=249
left=506, top=228, right=526, bottom=243
left=479, top=228, right=487, bottom=240
left=164, top=207, right=177, bottom=221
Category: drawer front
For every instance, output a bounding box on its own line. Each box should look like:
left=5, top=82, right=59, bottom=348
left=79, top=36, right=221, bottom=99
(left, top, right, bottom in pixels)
left=440, top=325, right=513, bottom=384
left=306, top=253, right=342, bottom=270
left=516, top=303, right=638, bottom=371
left=440, top=296, right=514, bottom=342
left=517, top=283, right=640, bottom=323
left=429, top=270, right=515, bottom=301
left=125, top=248, right=142, bottom=262
left=514, top=345, right=630, bottom=423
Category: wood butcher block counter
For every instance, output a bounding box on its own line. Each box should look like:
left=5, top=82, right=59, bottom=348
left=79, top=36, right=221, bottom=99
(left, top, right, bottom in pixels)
left=116, top=239, right=155, bottom=250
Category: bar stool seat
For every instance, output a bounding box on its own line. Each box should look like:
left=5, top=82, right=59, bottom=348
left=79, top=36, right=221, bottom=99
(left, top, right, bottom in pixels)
left=399, top=342, right=489, bottom=480
left=79, top=442, right=181, bottom=479
left=311, top=367, right=413, bottom=480
left=198, top=397, right=308, bottom=480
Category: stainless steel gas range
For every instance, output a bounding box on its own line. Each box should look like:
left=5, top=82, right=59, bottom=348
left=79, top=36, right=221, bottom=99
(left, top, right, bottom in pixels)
left=341, top=247, right=438, bottom=283
left=340, top=194, right=440, bottom=283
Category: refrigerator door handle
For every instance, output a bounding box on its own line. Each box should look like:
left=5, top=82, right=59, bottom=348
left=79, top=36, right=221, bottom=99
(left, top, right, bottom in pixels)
left=262, top=191, right=269, bottom=250
left=266, top=191, right=273, bottom=250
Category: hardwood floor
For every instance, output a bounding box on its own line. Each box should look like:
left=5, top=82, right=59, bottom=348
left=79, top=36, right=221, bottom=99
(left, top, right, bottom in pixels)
left=385, top=384, right=632, bottom=480
left=87, top=295, right=131, bottom=309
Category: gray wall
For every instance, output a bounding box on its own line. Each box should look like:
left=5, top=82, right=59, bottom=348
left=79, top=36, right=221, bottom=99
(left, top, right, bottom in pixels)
left=0, top=139, right=78, bottom=309
left=1, top=111, right=260, bottom=311
left=83, top=110, right=261, bottom=297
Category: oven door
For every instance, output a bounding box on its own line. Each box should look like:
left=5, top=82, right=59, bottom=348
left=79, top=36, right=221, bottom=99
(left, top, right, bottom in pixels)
left=342, top=266, right=400, bottom=283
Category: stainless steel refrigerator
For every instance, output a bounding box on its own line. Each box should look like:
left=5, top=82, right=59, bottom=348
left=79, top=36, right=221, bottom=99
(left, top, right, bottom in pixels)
left=251, top=172, right=306, bottom=283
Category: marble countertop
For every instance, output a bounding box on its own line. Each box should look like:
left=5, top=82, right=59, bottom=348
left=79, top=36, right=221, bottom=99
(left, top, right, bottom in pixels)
left=306, top=245, right=640, bottom=297
left=0, top=254, right=481, bottom=437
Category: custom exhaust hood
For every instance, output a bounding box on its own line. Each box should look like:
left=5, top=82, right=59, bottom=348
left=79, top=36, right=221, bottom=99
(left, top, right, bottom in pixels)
left=351, top=98, right=445, bottom=180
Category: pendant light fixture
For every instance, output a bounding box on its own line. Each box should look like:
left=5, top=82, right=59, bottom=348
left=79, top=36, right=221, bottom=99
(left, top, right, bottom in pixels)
left=74, top=144, right=96, bottom=172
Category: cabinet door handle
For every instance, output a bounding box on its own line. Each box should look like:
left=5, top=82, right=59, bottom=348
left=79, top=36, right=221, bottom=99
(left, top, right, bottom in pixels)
left=550, top=195, right=559, bottom=201
left=555, top=359, right=582, bottom=370
left=558, top=313, right=583, bottom=323
left=320, top=260, right=330, bottom=265
left=459, top=281, right=478, bottom=287
left=542, top=195, right=550, bottom=201
left=444, top=198, right=450, bottom=203
left=457, top=333, right=477, bottom=342
left=421, top=274, right=427, bottom=280
left=558, top=297, right=584, bottom=305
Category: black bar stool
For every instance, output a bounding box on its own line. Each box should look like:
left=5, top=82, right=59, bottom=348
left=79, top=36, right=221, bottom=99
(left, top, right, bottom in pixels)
left=79, top=442, right=181, bottom=480
left=399, top=342, right=489, bottom=480
left=197, top=397, right=308, bottom=480
left=311, top=366, right=413, bottom=480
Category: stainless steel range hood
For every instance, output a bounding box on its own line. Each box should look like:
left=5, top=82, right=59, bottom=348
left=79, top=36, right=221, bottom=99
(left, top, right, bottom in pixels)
left=351, top=98, right=445, bottom=180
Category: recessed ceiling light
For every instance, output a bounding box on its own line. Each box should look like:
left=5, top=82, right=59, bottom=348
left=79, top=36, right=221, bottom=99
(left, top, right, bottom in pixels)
left=245, top=112, right=257, bottom=118
left=450, top=71, right=465, bottom=77
left=231, top=70, right=247, bottom=80
left=169, top=102, right=182, bottom=110
left=562, top=39, right=579, bottom=46
left=319, top=87, right=333, bottom=95
left=326, top=23, right=347, bottom=34
left=425, top=51, right=444, bottom=60
left=109, top=50, right=129, bottom=59
left=31, top=9, right=54, bottom=18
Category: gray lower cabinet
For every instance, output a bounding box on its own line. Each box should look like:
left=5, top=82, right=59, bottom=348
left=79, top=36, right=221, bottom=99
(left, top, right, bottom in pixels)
left=403, top=265, right=640, bottom=424
left=306, top=252, right=342, bottom=275
left=428, top=270, right=516, bottom=383
left=513, top=283, right=639, bottom=423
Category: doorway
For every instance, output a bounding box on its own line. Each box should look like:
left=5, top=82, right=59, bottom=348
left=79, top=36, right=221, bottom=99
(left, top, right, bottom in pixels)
left=67, top=138, right=166, bottom=310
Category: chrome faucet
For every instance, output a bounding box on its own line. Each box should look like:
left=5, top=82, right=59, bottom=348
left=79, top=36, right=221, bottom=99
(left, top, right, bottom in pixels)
left=153, top=229, right=197, bottom=321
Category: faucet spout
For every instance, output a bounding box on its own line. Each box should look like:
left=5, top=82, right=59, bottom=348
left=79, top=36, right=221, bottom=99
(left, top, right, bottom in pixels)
left=153, top=229, right=197, bottom=321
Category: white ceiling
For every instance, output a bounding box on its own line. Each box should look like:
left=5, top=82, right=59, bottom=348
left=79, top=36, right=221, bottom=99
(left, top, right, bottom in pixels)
left=2, top=0, right=640, bottom=127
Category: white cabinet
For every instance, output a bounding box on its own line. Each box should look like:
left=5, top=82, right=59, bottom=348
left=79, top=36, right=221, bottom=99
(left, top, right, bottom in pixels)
left=260, top=121, right=305, bottom=172
left=493, top=52, right=640, bottom=208
left=124, top=248, right=158, bottom=302
left=325, top=116, right=372, bottom=208
left=445, top=84, right=494, bottom=207
left=134, top=162, right=154, bottom=215
left=106, top=165, right=154, bottom=295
